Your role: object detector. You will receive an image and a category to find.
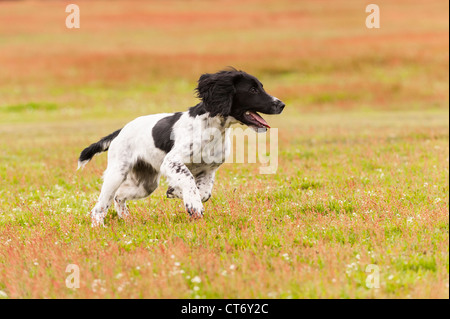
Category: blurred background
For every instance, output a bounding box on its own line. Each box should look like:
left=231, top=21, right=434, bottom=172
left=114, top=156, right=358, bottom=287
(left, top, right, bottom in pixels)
left=0, top=0, right=448, bottom=123
left=0, top=0, right=448, bottom=180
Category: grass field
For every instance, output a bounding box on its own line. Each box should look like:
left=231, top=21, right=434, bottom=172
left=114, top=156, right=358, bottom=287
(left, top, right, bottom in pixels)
left=0, top=0, right=448, bottom=298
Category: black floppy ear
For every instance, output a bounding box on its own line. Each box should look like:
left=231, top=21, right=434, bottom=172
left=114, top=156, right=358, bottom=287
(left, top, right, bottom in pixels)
left=196, top=71, right=237, bottom=117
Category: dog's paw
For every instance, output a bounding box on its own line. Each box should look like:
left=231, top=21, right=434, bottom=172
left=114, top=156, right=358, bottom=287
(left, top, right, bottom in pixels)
left=201, top=192, right=212, bottom=203
left=185, top=202, right=204, bottom=219
left=114, top=198, right=130, bottom=219
left=91, top=212, right=106, bottom=227
left=116, top=208, right=130, bottom=220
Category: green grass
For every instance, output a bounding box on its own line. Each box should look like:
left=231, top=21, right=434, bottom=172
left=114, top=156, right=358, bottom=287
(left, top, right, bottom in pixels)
left=0, top=107, right=447, bottom=298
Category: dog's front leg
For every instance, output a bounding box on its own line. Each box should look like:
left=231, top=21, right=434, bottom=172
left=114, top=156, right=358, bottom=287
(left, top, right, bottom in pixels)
left=161, top=153, right=204, bottom=218
left=196, top=169, right=217, bottom=202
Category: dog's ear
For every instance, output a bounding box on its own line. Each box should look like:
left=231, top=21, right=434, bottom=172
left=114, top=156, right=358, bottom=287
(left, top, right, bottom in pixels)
left=196, top=71, right=239, bottom=117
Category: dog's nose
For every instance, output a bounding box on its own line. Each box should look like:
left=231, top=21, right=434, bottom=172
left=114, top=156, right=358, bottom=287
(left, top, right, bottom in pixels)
left=276, top=100, right=285, bottom=113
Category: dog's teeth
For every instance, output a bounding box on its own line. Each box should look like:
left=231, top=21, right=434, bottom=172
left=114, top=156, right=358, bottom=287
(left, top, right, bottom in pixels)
left=245, top=111, right=250, bottom=115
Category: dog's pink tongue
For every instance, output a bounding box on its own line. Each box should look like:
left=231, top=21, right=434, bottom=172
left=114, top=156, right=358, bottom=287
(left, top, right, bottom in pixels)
left=249, top=112, right=270, bottom=128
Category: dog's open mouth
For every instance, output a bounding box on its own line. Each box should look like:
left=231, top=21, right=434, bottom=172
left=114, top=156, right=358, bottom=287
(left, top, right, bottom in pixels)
left=243, top=111, right=270, bottom=132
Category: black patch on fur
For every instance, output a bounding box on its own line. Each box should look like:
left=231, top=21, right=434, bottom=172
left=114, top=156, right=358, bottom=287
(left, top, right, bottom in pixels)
left=131, top=159, right=158, bottom=194
left=188, top=103, right=207, bottom=117
left=166, top=186, right=175, bottom=196
left=170, top=161, right=192, bottom=177
left=152, top=112, right=182, bottom=153
left=79, top=129, right=121, bottom=163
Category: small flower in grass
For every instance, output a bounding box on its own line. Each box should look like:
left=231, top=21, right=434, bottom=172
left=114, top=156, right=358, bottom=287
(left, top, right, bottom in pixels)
left=174, top=262, right=180, bottom=267
left=191, top=276, right=201, bottom=283
left=267, top=292, right=277, bottom=298
left=91, top=279, right=106, bottom=293
left=0, top=290, right=7, bottom=298
left=388, top=275, right=394, bottom=280
left=434, top=198, right=441, bottom=204
left=345, top=262, right=358, bottom=275
left=193, top=286, right=200, bottom=291
left=229, top=264, right=236, bottom=270
left=407, top=217, right=414, bottom=224
left=282, top=253, right=290, bottom=261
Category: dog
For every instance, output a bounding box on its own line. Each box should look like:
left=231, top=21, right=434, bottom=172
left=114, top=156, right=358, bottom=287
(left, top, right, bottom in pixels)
left=78, top=68, right=285, bottom=226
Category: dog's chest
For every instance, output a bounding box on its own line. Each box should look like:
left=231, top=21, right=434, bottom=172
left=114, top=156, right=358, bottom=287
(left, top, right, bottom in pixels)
left=176, top=114, right=232, bottom=165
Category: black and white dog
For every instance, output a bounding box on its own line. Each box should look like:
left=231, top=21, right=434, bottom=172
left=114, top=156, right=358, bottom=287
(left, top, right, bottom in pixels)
left=78, top=68, right=285, bottom=225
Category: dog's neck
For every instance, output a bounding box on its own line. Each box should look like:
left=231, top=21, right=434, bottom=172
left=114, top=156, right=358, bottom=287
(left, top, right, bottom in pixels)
left=188, top=103, right=237, bottom=132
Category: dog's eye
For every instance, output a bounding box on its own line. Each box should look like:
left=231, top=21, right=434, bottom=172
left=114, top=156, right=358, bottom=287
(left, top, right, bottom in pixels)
left=249, top=87, right=258, bottom=94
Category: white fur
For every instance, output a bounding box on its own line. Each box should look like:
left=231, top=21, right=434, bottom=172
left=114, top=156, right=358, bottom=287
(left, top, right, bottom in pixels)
left=89, top=111, right=236, bottom=226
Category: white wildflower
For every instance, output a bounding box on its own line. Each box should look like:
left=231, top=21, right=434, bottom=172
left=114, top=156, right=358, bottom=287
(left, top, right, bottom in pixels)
left=191, top=276, right=202, bottom=283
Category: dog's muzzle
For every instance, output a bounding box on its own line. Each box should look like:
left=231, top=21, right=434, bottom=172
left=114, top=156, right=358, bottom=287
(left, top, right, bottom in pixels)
left=272, top=98, right=285, bottom=114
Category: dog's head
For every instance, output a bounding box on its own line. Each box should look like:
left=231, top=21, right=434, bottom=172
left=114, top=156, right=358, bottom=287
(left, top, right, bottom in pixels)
left=196, top=68, right=285, bottom=132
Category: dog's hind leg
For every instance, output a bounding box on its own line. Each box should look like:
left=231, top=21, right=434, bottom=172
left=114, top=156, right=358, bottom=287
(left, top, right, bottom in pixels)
left=114, top=181, right=156, bottom=219
left=91, top=165, right=128, bottom=226
left=195, top=169, right=217, bottom=202
left=166, top=185, right=182, bottom=200
left=114, top=160, right=160, bottom=219
left=114, top=183, right=134, bottom=219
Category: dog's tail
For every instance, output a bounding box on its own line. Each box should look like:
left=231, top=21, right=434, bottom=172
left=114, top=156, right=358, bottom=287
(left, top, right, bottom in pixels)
left=77, top=129, right=122, bottom=170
